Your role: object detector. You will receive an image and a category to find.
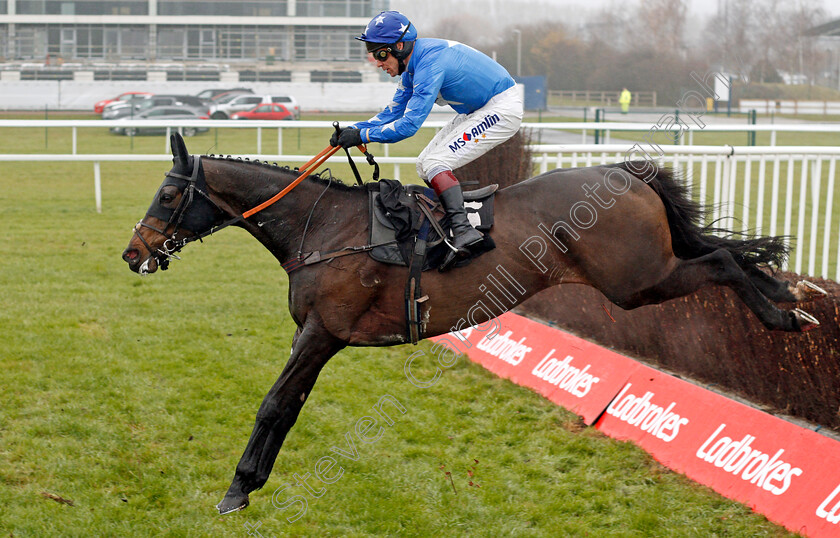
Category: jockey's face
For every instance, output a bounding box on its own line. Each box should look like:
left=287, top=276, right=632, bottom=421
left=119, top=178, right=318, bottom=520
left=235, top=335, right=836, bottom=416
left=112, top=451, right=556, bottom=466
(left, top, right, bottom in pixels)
left=369, top=42, right=404, bottom=77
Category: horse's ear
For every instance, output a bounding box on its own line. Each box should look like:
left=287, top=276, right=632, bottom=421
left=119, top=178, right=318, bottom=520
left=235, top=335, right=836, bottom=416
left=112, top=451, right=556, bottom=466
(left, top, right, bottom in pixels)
left=170, top=133, right=189, bottom=168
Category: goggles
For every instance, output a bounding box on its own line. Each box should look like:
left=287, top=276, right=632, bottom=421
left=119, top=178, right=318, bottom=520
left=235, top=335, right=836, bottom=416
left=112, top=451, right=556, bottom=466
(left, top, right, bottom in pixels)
left=368, top=44, right=391, bottom=62
left=365, top=22, right=412, bottom=62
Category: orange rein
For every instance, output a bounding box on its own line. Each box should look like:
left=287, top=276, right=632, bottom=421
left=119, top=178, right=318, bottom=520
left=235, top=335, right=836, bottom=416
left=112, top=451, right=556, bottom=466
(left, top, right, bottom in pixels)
left=241, top=143, right=366, bottom=219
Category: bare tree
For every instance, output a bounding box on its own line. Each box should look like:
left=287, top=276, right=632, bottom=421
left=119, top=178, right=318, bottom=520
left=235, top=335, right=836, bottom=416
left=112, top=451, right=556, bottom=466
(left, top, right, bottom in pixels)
left=637, top=0, right=688, bottom=52
left=702, top=0, right=828, bottom=83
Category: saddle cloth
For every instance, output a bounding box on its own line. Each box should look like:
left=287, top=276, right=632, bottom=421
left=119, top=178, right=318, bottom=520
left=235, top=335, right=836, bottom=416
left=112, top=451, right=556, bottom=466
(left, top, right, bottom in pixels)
left=368, top=179, right=497, bottom=270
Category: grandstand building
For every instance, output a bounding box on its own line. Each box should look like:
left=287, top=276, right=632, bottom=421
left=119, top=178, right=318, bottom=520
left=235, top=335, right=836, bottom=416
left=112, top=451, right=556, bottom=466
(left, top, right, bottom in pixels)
left=0, top=0, right=389, bottom=82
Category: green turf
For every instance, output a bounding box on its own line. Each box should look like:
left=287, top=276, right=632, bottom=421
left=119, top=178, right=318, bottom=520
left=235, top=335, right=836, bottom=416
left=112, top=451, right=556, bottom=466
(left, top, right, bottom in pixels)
left=0, top=126, right=801, bottom=536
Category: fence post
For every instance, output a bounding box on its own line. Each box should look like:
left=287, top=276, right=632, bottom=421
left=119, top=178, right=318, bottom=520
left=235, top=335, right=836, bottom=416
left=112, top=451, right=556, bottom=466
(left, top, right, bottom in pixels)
left=594, top=108, right=601, bottom=144
left=94, top=162, right=102, bottom=214
left=674, top=109, right=680, bottom=143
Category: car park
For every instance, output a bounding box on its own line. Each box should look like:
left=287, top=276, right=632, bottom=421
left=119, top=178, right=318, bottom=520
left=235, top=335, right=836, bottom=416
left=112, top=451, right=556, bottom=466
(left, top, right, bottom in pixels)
left=103, top=95, right=207, bottom=119
left=93, top=91, right=151, bottom=114
left=109, top=107, right=209, bottom=136
left=195, top=87, right=253, bottom=103
left=209, top=94, right=299, bottom=119
left=231, top=103, right=293, bottom=120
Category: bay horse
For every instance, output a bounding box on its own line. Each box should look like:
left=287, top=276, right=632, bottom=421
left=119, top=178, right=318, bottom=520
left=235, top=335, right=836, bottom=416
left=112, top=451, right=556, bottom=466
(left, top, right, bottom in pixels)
left=122, top=134, right=824, bottom=514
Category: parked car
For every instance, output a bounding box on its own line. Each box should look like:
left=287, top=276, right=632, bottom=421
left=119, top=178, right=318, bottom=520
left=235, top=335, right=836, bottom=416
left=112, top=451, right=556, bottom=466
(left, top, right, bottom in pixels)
left=93, top=91, right=151, bottom=114
left=231, top=103, right=294, bottom=121
left=195, top=87, right=253, bottom=103
left=101, top=93, right=153, bottom=116
left=209, top=94, right=299, bottom=119
left=103, top=95, right=207, bottom=119
left=110, top=107, right=209, bottom=136
left=271, top=95, right=300, bottom=119
left=209, top=89, right=255, bottom=102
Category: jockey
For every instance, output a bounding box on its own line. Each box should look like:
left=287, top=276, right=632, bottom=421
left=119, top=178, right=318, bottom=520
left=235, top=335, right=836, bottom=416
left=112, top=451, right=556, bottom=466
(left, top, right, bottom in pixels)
left=331, top=10, right=523, bottom=269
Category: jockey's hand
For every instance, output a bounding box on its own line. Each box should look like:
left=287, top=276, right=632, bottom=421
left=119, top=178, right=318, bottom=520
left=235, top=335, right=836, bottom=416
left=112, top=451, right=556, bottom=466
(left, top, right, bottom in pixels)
left=329, top=127, right=346, bottom=147
left=336, top=128, right=363, bottom=149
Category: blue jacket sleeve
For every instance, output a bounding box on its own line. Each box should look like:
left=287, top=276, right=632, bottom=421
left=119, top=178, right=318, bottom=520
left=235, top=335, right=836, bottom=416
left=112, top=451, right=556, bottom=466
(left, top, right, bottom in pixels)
left=355, top=64, right=445, bottom=144
left=353, top=77, right=409, bottom=135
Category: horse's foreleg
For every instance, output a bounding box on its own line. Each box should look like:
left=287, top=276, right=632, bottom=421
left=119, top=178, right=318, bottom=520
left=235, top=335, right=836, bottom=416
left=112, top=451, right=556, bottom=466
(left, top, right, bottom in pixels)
left=217, top=317, right=345, bottom=514
left=615, top=250, right=815, bottom=331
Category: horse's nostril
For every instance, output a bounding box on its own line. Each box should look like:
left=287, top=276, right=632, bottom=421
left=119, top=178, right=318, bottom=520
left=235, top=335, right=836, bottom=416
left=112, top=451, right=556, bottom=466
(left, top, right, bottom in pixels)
left=123, top=249, right=139, bottom=263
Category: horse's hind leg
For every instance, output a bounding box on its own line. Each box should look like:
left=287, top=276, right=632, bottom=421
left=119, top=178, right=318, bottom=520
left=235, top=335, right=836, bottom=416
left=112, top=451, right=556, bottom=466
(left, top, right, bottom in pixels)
left=743, top=265, right=827, bottom=303
left=743, top=266, right=797, bottom=302
left=217, top=315, right=345, bottom=515
left=617, top=249, right=815, bottom=332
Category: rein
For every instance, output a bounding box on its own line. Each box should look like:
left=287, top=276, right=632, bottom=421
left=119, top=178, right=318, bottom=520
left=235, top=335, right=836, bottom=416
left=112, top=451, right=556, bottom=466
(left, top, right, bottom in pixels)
left=139, top=143, right=379, bottom=272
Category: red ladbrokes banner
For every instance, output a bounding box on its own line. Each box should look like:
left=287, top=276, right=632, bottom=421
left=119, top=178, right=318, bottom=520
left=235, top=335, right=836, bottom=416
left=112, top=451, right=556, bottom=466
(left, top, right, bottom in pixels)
left=433, top=312, right=840, bottom=537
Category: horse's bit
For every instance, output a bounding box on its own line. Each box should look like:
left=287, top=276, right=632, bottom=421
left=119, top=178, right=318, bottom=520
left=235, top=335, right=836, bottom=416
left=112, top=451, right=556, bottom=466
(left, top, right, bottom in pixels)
left=133, top=155, right=230, bottom=273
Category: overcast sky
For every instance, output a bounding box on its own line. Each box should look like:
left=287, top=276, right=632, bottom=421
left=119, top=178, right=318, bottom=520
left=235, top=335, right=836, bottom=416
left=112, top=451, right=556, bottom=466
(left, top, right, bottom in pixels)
left=391, top=0, right=840, bottom=33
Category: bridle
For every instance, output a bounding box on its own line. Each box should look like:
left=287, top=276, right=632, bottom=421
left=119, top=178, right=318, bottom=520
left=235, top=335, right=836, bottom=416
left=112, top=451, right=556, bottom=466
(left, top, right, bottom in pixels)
left=133, top=142, right=354, bottom=274
left=133, top=155, right=232, bottom=273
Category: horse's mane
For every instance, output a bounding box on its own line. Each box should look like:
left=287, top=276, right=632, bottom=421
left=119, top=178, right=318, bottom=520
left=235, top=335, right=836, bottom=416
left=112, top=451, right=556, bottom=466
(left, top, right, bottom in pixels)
left=202, top=154, right=364, bottom=193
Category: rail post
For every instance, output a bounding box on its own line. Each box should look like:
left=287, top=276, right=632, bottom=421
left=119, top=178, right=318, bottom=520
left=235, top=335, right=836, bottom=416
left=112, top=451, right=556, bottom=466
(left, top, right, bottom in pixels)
left=94, top=162, right=102, bottom=214
left=594, top=108, right=602, bottom=144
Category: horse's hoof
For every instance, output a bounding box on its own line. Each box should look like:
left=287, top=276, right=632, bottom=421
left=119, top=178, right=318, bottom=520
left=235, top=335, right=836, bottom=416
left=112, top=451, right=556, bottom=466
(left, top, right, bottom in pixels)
left=793, top=308, right=820, bottom=332
left=217, top=492, right=249, bottom=515
left=793, top=280, right=828, bottom=302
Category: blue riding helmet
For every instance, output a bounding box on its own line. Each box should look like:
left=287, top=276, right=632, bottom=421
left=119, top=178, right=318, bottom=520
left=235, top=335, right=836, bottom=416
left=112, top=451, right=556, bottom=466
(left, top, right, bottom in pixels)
left=355, top=11, right=417, bottom=73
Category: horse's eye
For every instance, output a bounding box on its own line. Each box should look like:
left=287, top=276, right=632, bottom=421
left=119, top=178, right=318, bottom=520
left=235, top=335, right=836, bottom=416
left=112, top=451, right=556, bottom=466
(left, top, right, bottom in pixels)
left=160, top=192, right=174, bottom=204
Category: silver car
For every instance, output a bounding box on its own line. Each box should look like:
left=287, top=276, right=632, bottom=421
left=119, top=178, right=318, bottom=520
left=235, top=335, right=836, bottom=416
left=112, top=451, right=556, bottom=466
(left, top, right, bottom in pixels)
left=110, top=107, right=209, bottom=136
left=103, top=95, right=207, bottom=120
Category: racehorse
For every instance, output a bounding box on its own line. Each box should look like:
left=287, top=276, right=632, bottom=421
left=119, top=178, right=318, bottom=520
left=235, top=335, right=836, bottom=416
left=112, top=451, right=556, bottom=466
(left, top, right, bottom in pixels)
left=122, top=134, right=825, bottom=514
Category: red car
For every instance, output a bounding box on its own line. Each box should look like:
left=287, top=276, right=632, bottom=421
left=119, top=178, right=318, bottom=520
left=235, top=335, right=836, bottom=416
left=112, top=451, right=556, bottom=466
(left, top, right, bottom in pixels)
left=94, top=92, right=151, bottom=114
left=230, top=103, right=293, bottom=121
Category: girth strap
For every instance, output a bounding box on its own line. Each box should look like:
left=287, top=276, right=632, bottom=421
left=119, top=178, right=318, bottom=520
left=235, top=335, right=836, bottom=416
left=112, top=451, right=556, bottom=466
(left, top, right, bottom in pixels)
left=281, top=239, right=398, bottom=273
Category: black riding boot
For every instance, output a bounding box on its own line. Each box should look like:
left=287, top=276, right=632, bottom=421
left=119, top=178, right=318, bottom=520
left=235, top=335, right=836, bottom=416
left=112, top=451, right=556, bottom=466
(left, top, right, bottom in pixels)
left=430, top=171, right=483, bottom=269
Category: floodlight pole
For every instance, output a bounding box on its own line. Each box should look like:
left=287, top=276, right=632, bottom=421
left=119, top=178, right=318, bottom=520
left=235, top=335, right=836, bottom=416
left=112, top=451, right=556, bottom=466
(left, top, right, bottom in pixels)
left=512, top=29, right=522, bottom=77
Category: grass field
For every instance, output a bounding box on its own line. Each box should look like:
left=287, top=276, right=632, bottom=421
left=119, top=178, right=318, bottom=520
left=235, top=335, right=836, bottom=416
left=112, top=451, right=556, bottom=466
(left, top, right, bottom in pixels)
left=0, top=119, right=804, bottom=536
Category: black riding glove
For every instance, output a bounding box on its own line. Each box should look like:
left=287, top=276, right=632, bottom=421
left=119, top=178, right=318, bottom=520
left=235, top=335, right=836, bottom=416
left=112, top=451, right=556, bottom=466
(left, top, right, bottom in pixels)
left=329, top=127, right=345, bottom=147
left=336, top=128, right=363, bottom=149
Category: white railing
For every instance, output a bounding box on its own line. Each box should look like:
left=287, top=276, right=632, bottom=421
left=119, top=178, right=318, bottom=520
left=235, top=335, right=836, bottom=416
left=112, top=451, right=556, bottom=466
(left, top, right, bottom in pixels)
left=4, top=119, right=840, bottom=279
left=2, top=119, right=839, bottom=153
left=530, top=144, right=840, bottom=279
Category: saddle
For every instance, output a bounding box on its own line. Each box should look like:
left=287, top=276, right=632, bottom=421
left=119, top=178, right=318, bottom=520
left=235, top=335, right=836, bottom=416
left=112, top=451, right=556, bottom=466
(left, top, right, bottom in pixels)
left=368, top=179, right=497, bottom=270
left=282, top=178, right=498, bottom=345
left=368, top=179, right=498, bottom=345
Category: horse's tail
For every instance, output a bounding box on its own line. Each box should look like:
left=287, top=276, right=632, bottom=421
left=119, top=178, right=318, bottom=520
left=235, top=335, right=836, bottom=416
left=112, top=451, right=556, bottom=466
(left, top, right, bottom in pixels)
left=613, top=161, right=789, bottom=268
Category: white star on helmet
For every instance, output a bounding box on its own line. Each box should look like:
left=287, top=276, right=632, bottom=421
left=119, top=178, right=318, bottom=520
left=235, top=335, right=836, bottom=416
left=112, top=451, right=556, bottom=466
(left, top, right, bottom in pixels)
left=398, top=23, right=408, bottom=33
left=375, top=14, right=386, bottom=25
